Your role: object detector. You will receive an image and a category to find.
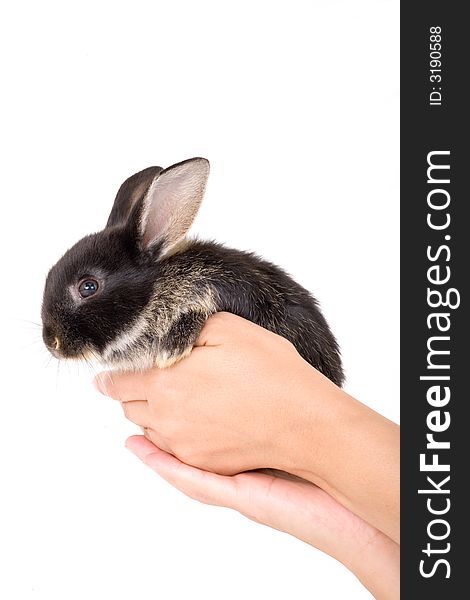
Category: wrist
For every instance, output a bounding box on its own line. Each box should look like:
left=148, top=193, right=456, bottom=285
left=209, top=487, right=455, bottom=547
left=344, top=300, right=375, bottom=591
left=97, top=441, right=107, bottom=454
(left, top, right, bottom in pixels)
left=268, top=361, right=340, bottom=483
left=270, top=360, right=400, bottom=544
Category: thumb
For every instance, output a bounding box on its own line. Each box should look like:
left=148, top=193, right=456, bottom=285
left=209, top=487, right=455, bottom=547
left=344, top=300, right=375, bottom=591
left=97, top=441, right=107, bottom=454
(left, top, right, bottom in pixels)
left=193, top=312, right=252, bottom=347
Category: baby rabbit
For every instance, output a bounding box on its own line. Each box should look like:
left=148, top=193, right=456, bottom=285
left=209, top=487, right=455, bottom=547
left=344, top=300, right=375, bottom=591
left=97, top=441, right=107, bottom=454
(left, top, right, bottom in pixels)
left=42, top=158, right=344, bottom=385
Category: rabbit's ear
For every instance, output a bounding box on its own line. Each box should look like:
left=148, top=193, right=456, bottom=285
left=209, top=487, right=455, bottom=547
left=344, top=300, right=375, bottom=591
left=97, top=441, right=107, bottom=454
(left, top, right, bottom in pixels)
left=139, top=157, right=210, bottom=253
left=106, top=166, right=163, bottom=228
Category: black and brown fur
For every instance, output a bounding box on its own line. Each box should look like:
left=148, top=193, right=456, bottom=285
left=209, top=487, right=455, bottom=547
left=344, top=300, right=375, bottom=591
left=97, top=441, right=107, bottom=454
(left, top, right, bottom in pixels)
left=42, top=158, right=344, bottom=386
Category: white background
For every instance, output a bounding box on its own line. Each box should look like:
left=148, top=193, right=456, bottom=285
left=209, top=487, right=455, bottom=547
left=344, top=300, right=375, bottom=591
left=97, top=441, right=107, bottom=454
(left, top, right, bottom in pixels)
left=0, top=1, right=399, bottom=598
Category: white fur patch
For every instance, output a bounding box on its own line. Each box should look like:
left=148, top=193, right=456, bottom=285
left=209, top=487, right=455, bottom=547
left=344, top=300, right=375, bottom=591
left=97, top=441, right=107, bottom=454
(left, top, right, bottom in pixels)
left=101, top=310, right=150, bottom=363
left=100, top=281, right=216, bottom=371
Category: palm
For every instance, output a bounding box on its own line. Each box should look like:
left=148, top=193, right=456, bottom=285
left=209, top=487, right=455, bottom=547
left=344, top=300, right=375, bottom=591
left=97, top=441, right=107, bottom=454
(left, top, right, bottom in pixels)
left=126, top=436, right=379, bottom=566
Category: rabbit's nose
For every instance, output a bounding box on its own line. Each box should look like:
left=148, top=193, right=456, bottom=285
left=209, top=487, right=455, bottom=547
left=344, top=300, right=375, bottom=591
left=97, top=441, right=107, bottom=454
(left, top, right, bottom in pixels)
left=42, top=324, right=61, bottom=353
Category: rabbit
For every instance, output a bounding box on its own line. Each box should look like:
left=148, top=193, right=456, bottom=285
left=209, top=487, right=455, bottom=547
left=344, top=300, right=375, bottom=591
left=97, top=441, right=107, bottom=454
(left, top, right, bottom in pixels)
left=42, top=158, right=344, bottom=386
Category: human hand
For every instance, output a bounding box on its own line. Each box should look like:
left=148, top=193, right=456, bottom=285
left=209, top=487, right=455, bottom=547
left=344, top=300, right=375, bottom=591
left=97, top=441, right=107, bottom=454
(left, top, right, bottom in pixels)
left=95, top=312, right=399, bottom=545
left=125, top=435, right=399, bottom=600
left=95, top=312, right=325, bottom=476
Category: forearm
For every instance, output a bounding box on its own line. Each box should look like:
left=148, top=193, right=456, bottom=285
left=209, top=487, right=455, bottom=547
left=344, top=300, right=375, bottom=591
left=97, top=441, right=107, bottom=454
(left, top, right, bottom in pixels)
left=273, top=366, right=400, bottom=545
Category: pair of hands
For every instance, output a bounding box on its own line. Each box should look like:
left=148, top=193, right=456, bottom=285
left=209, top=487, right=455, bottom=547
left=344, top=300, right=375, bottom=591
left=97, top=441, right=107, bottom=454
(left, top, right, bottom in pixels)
left=95, top=313, right=399, bottom=599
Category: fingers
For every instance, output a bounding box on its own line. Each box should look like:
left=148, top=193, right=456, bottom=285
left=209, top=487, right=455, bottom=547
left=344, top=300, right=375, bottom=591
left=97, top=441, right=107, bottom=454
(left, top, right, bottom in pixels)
left=141, top=428, right=173, bottom=454
left=126, top=435, right=161, bottom=460
left=94, top=370, right=155, bottom=401
left=125, top=435, right=240, bottom=508
left=121, top=400, right=150, bottom=426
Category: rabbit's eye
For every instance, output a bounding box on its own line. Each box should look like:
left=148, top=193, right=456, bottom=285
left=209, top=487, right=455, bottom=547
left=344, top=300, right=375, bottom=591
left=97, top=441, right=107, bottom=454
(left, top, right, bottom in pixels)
left=78, top=278, right=99, bottom=298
